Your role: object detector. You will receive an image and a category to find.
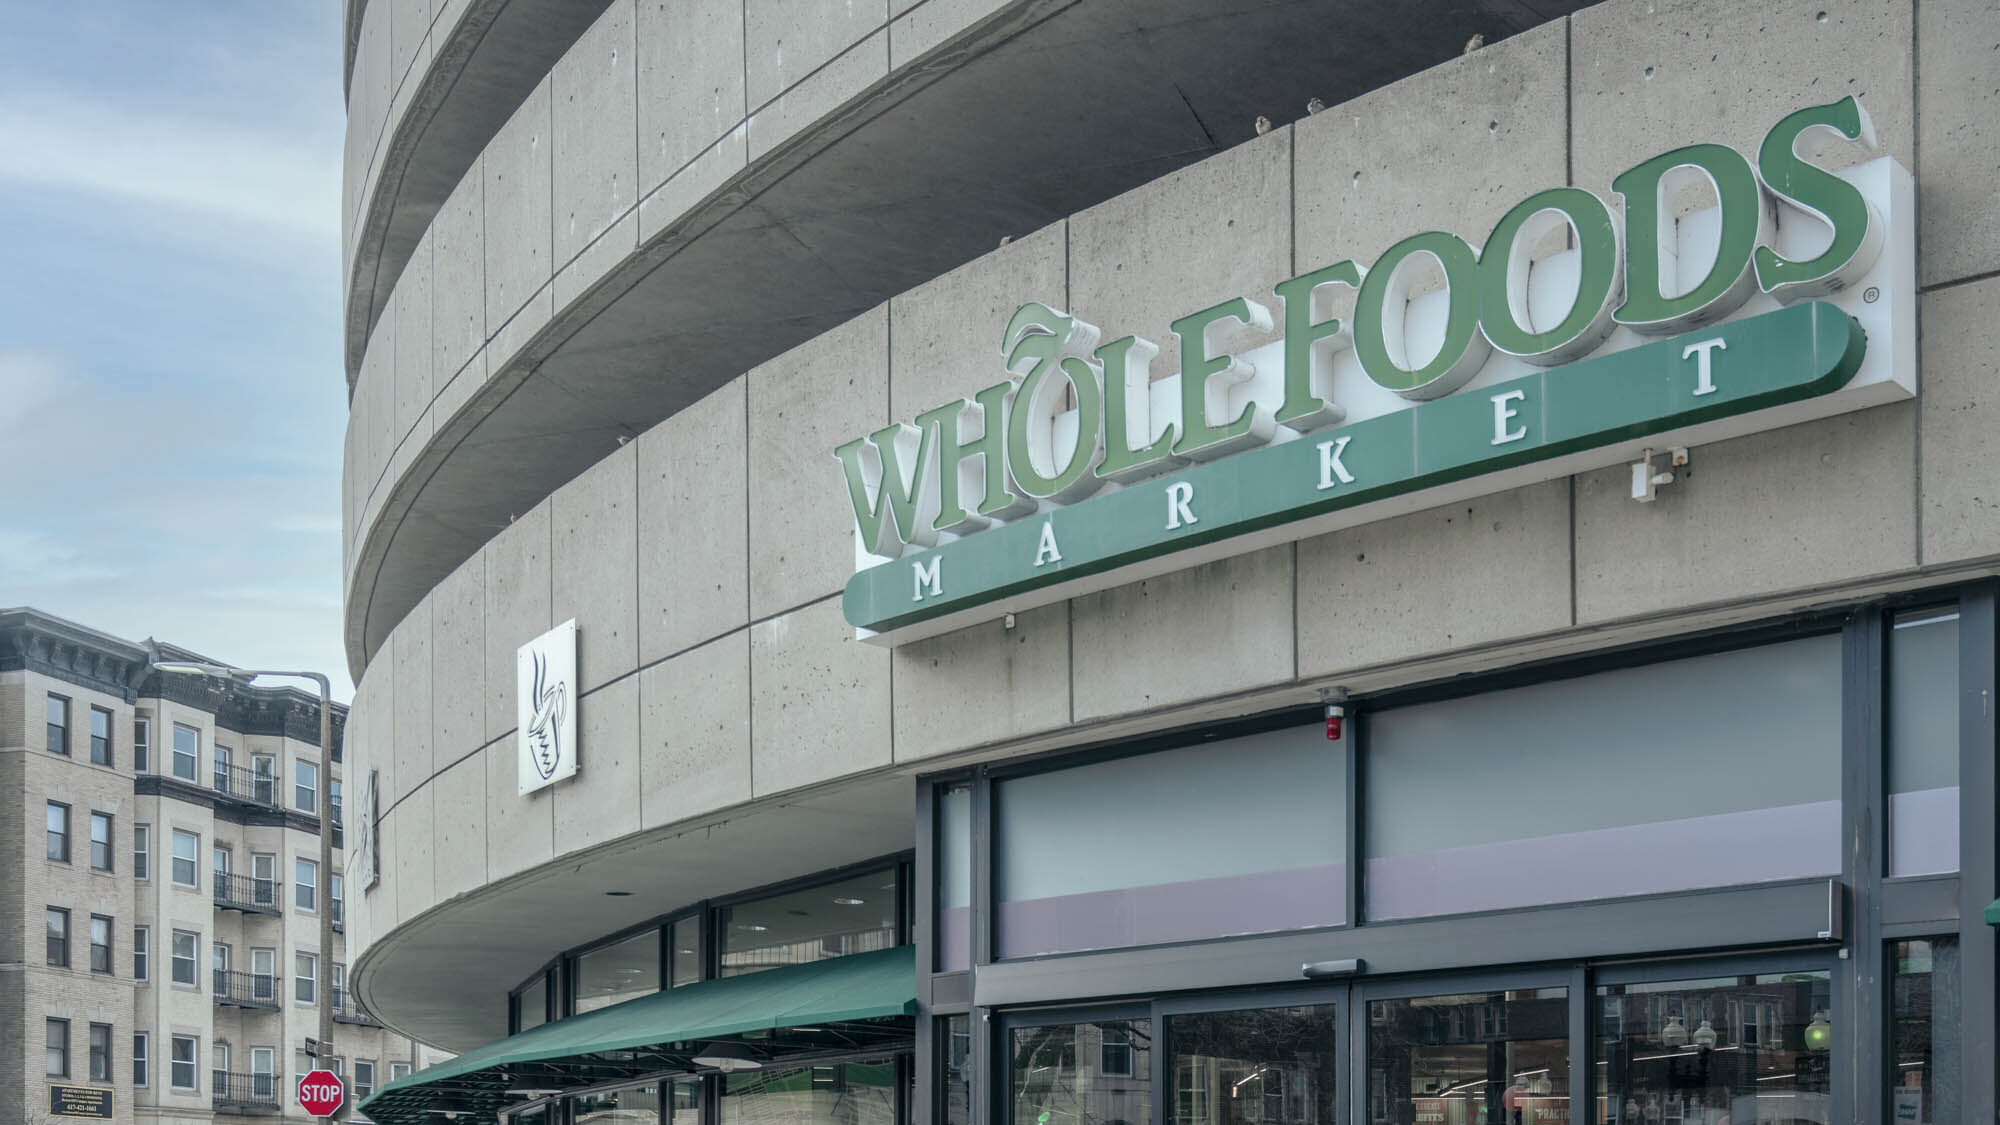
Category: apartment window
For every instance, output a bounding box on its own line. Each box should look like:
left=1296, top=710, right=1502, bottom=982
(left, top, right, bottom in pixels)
left=89, top=706, right=112, bottom=765
left=355, top=1059, right=376, bottom=1100
left=171, top=829, right=197, bottom=887
left=46, top=1018, right=69, bottom=1077
left=331, top=776, right=343, bottom=827
left=295, top=758, right=318, bottom=813
left=251, top=1046, right=276, bottom=1099
left=90, top=915, right=112, bottom=973
left=212, top=1043, right=229, bottom=1091
left=171, top=1035, right=197, bottom=1090
left=252, top=948, right=278, bottom=1002
left=134, top=716, right=150, bottom=771
left=390, top=1062, right=411, bottom=1082
left=213, top=744, right=232, bottom=793
left=294, top=1050, right=313, bottom=1097
left=331, top=873, right=344, bottom=925
left=133, top=823, right=150, bottom=880
left=134, top=926, right=150, bottom=981
left=213, top=941, right=231, bottom=977
left=171, top=723, right=198, bottom=781
left=251, top=754, right=277, bottom=804
left=214, top=846, right=231, bottom=882
left=133, top=1033, right=148, bottom=1087
left=252, top=852, right=277, bottom=908
left=47, top=694, right=69, bottom=754
left=171, top=930, right=198, bottom=987
left=89, top=1023, right=112, bottom=1081
left=296, top=857, right=317, bottom=912
left=90, top=812, right=113, bottom=871
left=295, top=951, right=317, bottom=1004
left=47, top=802, right=70, bottom=862
left=47, top=907, right=69, bottom=966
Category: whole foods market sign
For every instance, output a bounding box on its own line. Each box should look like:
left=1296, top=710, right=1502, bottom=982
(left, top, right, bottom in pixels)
left=838, top=97, right=1914, bottom=643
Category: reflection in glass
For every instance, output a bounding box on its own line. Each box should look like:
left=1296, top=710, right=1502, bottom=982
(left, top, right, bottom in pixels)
left=671, top=915, right=702, bottom=988
left=1370, top=989, right=1568, bottom=1125
left=1892, top=940, right=1958, bottom=1125
left=1013, top=1020, right=1152, bottom=1125
left=720, top=870, right=899, bottom=977
left=1890, top=609, right=1960, bottom=876
left=1368, top=636, right=1841, bottom=919
left=722, top=1062, right=897, bottom=1125
left=573, top=1083, right=670, bottom=1124
left=996, top=725, right=1345, bottom=958
left=1594, top=971, right=1832, bottom=1125
left=575, top=929, right=661, bottom=1014
left=944, top=1015, right=973, bottom=1125
left=1169, top=1005, right=1336, bottom=1125
left=517, top=976, right=548, bottom=1032
left=939, top=785, right=973, bottom=971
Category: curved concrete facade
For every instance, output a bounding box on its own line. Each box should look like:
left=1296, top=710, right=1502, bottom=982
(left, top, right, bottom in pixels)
left=342, top=0, right=2000, bottom=1061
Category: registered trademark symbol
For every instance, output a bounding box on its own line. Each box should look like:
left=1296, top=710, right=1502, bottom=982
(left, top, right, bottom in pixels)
left=1863, top=286, right=1880, bottom=303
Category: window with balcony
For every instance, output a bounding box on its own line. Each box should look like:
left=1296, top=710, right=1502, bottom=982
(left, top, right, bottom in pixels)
left=213, top=744, right=232, bottom=793
left=171, top=723, right=199, bottom=781
left=47, top=694, right=69, bottom=755
left=89, top=706, right=111, bottom=765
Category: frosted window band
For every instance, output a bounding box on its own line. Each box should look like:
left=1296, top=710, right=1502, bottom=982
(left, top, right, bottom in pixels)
left=1889, top=610, right=1959, bottom=877
left=996, top=724, right=1345, bottom=958
left=938, top=785, right=972, bottom=972
left=1366, top=634, right=1841, bottom=920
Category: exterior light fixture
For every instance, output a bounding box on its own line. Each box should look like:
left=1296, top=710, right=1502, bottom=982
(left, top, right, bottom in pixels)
left=1804, top=1011, right=1832, bottom=1052
left=692, top=1041, right=763, bottom=1072
left=1660, top=1014, right=1689, bottom=1048
left=1691, top=1019, right=1718, bottom=1049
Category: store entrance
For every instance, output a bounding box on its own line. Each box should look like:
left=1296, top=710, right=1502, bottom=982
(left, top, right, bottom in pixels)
left=1363, top=977, right=1570, bottom=1125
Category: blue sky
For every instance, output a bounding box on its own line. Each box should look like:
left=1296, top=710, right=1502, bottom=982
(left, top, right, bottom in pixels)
left=0, top=3, right=355, bottom=697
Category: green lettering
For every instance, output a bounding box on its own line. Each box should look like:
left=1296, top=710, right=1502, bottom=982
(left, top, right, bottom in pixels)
left=1272, top=261, right=1361, bottom=429
left=1354, top=231, right=1489, bottom=400
left=1753, top=96, right=1883, bottom=299
left=1478, top=187, right=1623, bottom=365
left=1169, top=297, right=1275, bottom=460
left=834, top=423, right=932, bottom=555
left=917, top=382, right=1033, bottom=535
left=1612, top=143, right=1770, bottom=333
left=1094, top=334, right=1179, bottom=482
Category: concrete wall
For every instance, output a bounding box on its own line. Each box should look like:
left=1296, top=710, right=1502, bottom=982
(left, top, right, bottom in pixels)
left=345, top=0, right=2000, bottom=1044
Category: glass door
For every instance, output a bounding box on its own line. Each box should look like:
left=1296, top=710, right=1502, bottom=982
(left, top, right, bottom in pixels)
left=1362, top=972, right=1571, bottom=1125
left=1007, top=1005, right=1155, bottom=1125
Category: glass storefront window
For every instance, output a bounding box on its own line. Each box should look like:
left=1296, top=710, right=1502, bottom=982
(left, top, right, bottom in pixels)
left=939, top=784, right=972, bottom=972
left=1594, top=970, right=1832, bottom=1125
left=1892, top=939, right=1957, bottom=1125
left=944, top=1015, right=973, bottom=1125
left=1890, top=609, right=1960, bottom=876
left=1367, top=635, right=1842, bottom=919
left=1012, top=1019, right=1152, bottom=1125
left=995, top=724, right=1345, bottom=958
left=573, top=1083, right=663, bottom=1123
left=1370, top=989, right=1568, bottom=1125
left=574, top=929, right=661, bottom=1015
left=719, top=869, right=899, bottom=977
left=516, top=975, right=548, bottom=1033
left=1168, top=1004, right=1337, bottom=1125
left=722, top=1063, right=897, bottom=1125
left=670, top=915, right=701, bottom=988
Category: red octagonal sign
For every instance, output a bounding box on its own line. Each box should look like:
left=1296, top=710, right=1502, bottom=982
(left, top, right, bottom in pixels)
left=299, top=1069, right=345, bottom=1117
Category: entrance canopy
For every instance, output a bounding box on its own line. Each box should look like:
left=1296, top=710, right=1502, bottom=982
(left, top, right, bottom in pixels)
left=358, top=946, right=916, bottom=1124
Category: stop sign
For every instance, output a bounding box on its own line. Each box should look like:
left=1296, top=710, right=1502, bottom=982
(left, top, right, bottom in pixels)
left=298, top=1069, right=345, bottom=1116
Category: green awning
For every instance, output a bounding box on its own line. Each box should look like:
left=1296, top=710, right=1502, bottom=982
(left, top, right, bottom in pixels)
left=358, top=946, right=915, bottom=1124
left=1985, top=897, right=2000, bottom=926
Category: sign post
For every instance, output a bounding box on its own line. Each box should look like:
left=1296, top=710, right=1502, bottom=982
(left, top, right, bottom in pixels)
left=298, top=1069, right=345, bottom=1118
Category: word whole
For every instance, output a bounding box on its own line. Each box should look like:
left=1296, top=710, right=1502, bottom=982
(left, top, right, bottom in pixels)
left=836, top=97, right=1884, bottom=593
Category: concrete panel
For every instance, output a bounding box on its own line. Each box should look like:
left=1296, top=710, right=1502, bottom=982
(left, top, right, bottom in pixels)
left=747, top=30, right=889, bottom=162
left=890, top=0, right=1006, bottom=69
left=638, top=376, right=749, bottom=664
left=637, top=125, right=748, bottom=245
left=368, top=802, right=401, bottom=935
left=639, top=630, right=752, bottom=830
left=1294, top=19, right=1566, bottom=297
left=393, top=225, right=435, bottom=439
left=554, top=211, right=639, bottom=311
left=393, top=782, right=436, bottom=927
left=1069, top=128, right=1290, bottom=381
left=745, top=0, right=887, bottom=108
left=484, top=500, right=553, bottom=740
left=749, top=598, right=891, bottom=795
left=432, top=163, right=485, bottom=385
left=391, top=599, right=434, bottom=805
left=1574, top=405, right=1917, bottom=623
left=551, top=443, right=639, bottom=693
left=553, top=0, right=638, bottom=268
left=430, top=549, right=485, bottom=775
left=429, top=750, right=487, bottom=904
left=1296, top=481, right=1572, bottom=677
left=553, top=675, right=642, bottom=853
left=358, top=304, right=397, bottom=503
left=889, top=219, right=1065, bottom=421
left=491, top=281, right=553, bottom=371
left=391, top=0, right=434, bottom=95
left=1918, top=0, right=2000, bottom=286
left=892, top=602, right=1069, bottom=761
left=483, top=78, right=554, bottom=337
left=354, top=0, right=393, bottom=179
left=637, top=0, right=746, bottom=198
left=485, top=732, right=556, bottom=881
left=1918, top=276, right=2000, bottom=563
left=1071, top=543, right=1295, bottom=721
left=433, top=345, right=487, bottom=428
left=1570, top=0, right=1912, bottom=196
left=746, top=304, right=888, bottom=618
left=363, top=638, right=398, bottom=828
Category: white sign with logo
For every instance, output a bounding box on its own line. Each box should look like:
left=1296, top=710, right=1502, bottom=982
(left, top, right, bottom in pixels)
left=517, top=619, right=579, bottom=795
left=354, top=769, right=379, bottom=891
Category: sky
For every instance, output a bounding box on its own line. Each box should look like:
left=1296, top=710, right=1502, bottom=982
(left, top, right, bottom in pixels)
left=0, top=3, right=356, bottom=698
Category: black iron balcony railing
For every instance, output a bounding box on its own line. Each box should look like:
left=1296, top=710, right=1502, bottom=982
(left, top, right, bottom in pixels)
left=332, top=985, right=382, bottom=1027
left=213, top=1069, right=282, bottom=1112
left=211, top=762, right=280, bottom=808
left=213, top=872, right=282, bottom=915
left=213, top=968, right=280, bottom=1010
